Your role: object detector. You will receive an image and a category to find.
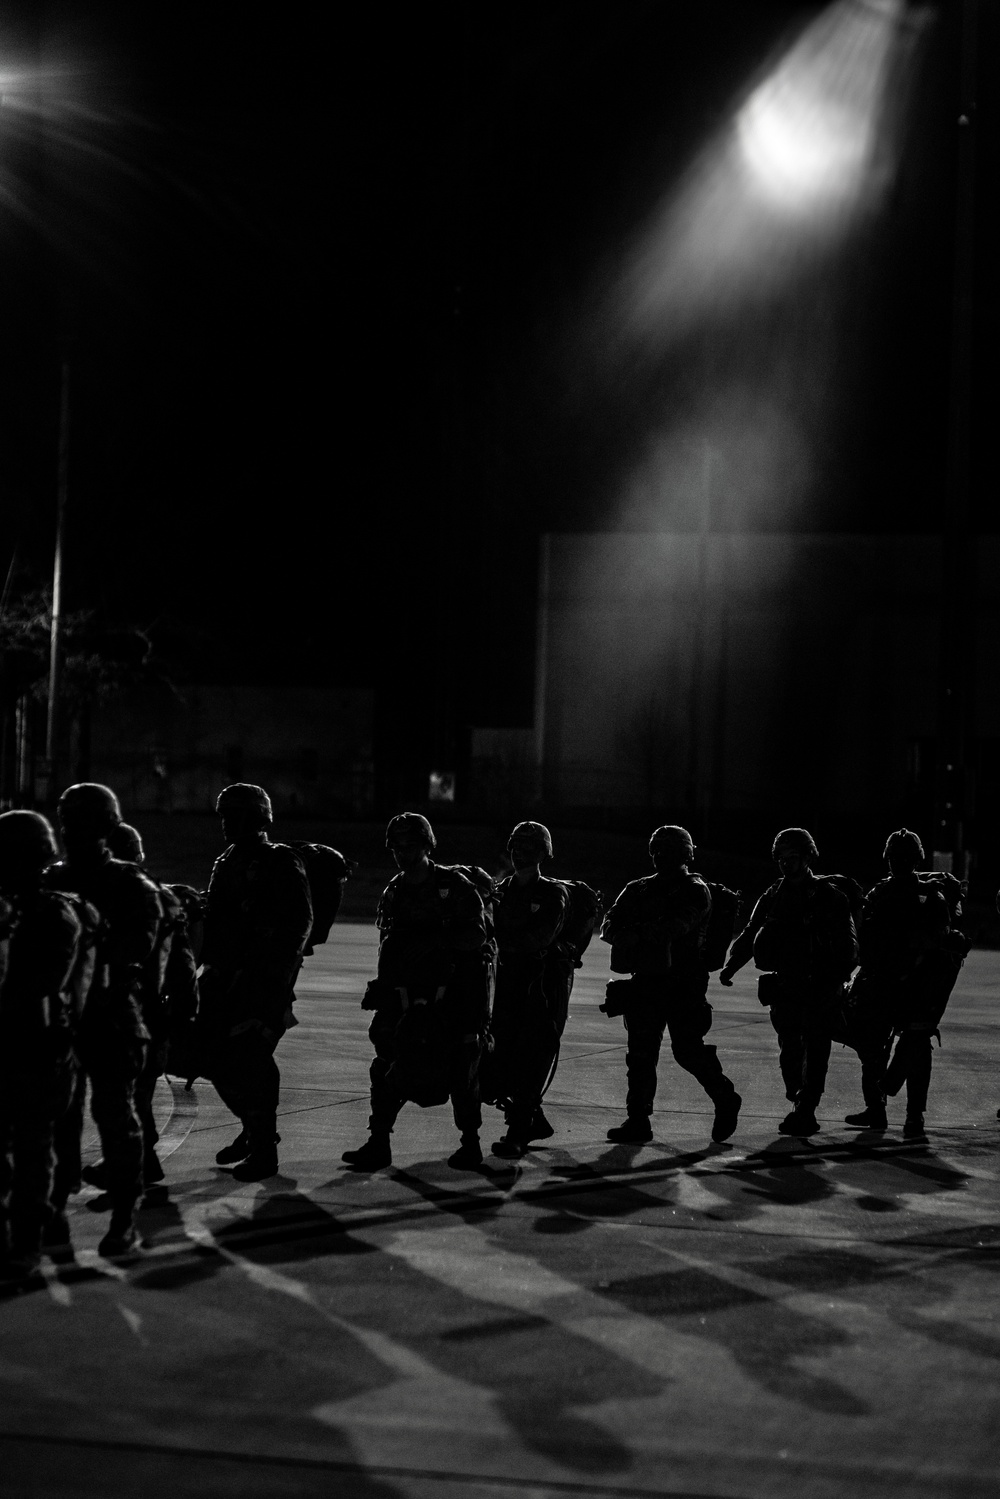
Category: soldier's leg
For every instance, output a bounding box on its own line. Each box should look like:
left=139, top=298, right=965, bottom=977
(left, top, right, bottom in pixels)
left=798, top=1020, right=833, bottom=1111
left=51, top=1064, right=86, bottom=1213
left=87, top=1037, right=146, bottom=1211
left=622, top=1004, right=668, bottom=1118
left=211, top=1028, right=283, bottom=1181
left=449, top=1046, right=484, bottom=1169
left=0, top=1100, right=13, bottom=1264
left=8, top=1076, right=61, bottom=1265
left=900, top=1030, right=933, bottom=1119
left=768, top=1002, right=807, bottom=1102
left=134, top=1039, right=168, bottom=1184
left=344, top=1014, right=402, bottom=1168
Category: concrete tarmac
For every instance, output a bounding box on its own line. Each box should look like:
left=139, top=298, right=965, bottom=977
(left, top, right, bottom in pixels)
left=3, top=925, right=1000, bottom=1499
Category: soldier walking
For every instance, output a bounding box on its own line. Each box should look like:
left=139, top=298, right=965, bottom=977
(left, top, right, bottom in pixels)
left=720, top=827, right=857, bottom=1137
left=0, top=812, right=97, bottom=1281
left=47, top=784, right=162, bottom=1256
left=845, top=829, right=967, bottom=1138
left=489, top=821, right=571, bottom=1159
left=602, top=825, right=741, bottom=1145
left=199, top=784, right=313, bottom=1181
left=342, top=814, right=490, bottom=1171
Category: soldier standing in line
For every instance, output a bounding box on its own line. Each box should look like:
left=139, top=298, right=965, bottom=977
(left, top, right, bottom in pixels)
left=199, top=784, right=312, bottom=1182
left=601, top=825, right=742, bottom=1145
left=489, top=821, right=570, bottom=1159
left=0, top=812, right=96, bottom=1282
left=342, top=813, right=489, bottom=1171
left=102, top=823, right=200, bottom=1188
left=845, top=829, right=967, bottom=1138
left=720, top=827, right=857, bottom=1137
left=47, top=784, right=162, bottom=1257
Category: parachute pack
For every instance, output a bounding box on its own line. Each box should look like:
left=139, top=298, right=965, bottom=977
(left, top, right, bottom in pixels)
left=285, top=842, right=355, bottom=954
left=552, top=879, right=603, bottom=966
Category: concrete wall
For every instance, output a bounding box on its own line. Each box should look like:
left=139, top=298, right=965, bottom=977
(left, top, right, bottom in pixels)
left=89, top=684, right=374, bottom=816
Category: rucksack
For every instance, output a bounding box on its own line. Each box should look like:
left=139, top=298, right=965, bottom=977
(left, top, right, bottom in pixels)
left=440, top=864, right=497, bottom=946
left=285, top=842, right=355, bottom=954
left=552, top=880, right=603, bottom=966
left=57, top=891, right=103, bottom=1024
left=703, top=882, right=740, bottom=971
left=821, top=873, right=866, bottom=930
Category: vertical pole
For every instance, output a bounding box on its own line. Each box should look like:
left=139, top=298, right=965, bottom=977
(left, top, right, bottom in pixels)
left=44, top=358, right=70, bottom=799
left=534, top=532, right=551, bottom=804
left=934, top=0, right=978, bottom=878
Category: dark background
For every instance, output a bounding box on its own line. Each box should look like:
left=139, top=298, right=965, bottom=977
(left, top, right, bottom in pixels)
left=0, top=1, right=996, bottom=808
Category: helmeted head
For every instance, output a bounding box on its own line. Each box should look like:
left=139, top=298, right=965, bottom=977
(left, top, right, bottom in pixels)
left=772, top=827, right=818, bottom=878
left=884, top=827, right=923, bottom=875
left=507, top=820, right=553, bottom=868
left=385, top=813, right=436, bottom=852
left=216, top=782, right=272, bottom=845
left=58, top=783, right=122, bottom=846
left=108, top=822, right=145, bottom=866
left=649, top=825, right=695, bottom=870
left=0, top=810, right=59, bottom=887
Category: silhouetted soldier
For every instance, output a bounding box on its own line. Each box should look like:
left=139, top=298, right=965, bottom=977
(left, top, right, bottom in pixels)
left=200, top=784, right=312, bottom=1181
left=343, top=813, right=489, bottom=1171
left=846, top=829, right=967, bottom=1138
left=0, top=812, right=97, bottom=1282
left=720, top=827, right=857, bottom=1136
left=602, top=825, right=741, bottom=1144
left=105, top=823, right=200, bottom=1186
left=489, top=821, right=569, bottom=1159
left=47, top=784, right=162, bottom=1257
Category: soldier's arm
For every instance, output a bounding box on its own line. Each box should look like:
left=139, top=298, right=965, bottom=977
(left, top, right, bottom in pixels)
left=600, top=883, right=641, bottom=948
left=264, top=848, right=314, bottom=964
left=720, top=888, right=773, bottom=982
left=26, top=899, right=82, bottom=1001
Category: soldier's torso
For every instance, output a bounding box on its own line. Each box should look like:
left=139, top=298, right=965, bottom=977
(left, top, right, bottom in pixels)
left=494, top=875, right=566, bottom=959
left=0, top=889, right=83, bottom=1061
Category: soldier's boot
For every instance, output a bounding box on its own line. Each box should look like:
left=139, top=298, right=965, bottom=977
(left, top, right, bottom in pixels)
left=99, top=1202, right=141, bottom=1258
left=903, top=1112, right=926, bottom=1139
left=41, top=1208, right=72, bottom=1255
left=231, top=1117, right=280, bottom=1182
left=526, top=1107, right=555, bottom=1141
left=81, top=1159, right=110, bottom=1190
left=448, top=1132, right=483, bottom=1170
left=778, top=1107, right=819, bottom=1136
left=493, top=1103, right=532, bottom=1158
left=710, top=1087, right=742, bottom=1144
left=607, top=1116, right=653, bottom=1144
left=844, top=1107, right=888, bottom=1129
left=342, top=1132, right=392, bottom=1170
left=143, top=1150, right=166, bottom=1186
left=216, top=1130, right=252, bottom=1165
left=847, top=1062, right=888, bottom=1127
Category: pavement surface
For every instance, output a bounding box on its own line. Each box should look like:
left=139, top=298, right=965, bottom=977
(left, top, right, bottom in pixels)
left=3, top=926, right=1000, bottom=1499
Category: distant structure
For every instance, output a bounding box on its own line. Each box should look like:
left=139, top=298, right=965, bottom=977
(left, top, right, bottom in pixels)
left=87, top=684, right=374, bottom=817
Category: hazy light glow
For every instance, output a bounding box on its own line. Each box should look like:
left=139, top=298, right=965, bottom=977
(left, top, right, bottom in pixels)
left=736, top=0, right=901, bottom=213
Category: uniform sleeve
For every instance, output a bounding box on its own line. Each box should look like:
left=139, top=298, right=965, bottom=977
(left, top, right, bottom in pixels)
left=600, top=882, right=641, bottom=947
left=726, top=886, right=775, bottom=968
left=30, top=899, right=83, bottom=999
left=266, top=848, right=314, bottom=966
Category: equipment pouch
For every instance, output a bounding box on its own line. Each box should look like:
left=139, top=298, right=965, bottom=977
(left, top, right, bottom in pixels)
left=361, top=977, right=398, bottom=1012
left=757, top=971, right=784, bottom=1007
left=600, top=978, right=636, bottom=1017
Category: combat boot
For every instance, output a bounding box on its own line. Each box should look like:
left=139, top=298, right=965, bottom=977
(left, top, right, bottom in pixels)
left=215, top=1129, right=252, bottom=1165
left=231, top=1119, right=279, bottom=1181
left=342, top=1133, right=392, bottom=1170
left=526, top=1107, right=555, bottom=1141
left=903, top=1112, right=926, bottom=1139
left=778, top=1107, right=818, bottom=1136
left=606, top=1116, right=653, bottom=1143
left=491, top=1132, right=528, bottom=1159
left=711, top=1090, right=742, bottom=1143
left=448, top=1133, right=483, bottom=1170
left=99, top=1205, right=140, bottom=1258
left=844, top=1106, right=888, bottom=1129
left=81, top=1159, right=110, bottom=1190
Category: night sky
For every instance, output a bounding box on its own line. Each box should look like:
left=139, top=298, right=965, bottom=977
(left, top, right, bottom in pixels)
left=0, top=2, right=996, bottom=783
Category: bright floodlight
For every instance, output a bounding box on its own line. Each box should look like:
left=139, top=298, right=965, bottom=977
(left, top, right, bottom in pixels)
left=737, top=0, right=903, bottom=213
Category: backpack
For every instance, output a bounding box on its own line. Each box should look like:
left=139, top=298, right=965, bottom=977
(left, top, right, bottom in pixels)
left=552, top=880, right=603, bottom=966
left=57, top=891, right=103, bottom=1024
left=440, top=864, right=497, bottom=946
left=703, top=882, right=740, bottom=971
left=285, top=842, right=355, bottom=954
left=822, top=874, right=866, bottom=930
